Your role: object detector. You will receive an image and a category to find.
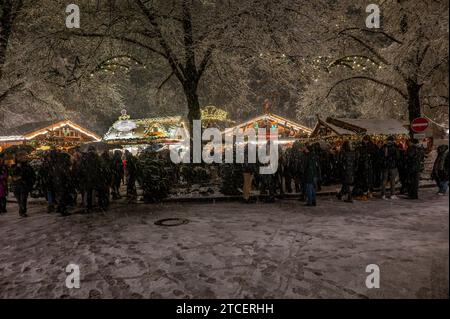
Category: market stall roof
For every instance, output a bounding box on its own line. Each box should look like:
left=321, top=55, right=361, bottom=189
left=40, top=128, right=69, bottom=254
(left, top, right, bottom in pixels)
left=311, top=116, right=408, bottom=137
left=0, top=119, right=102, bottom=142
left=311, top=117, right=354, bottom=136
left=103, top=115, right=188, bottom=143
left=223, top=113, right=313, bottom=136
left=328, top=118, right=409, bottom=135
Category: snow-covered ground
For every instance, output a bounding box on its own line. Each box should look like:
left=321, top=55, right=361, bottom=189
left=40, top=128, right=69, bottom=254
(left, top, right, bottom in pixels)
left=0, top=189, right=448, bottom=299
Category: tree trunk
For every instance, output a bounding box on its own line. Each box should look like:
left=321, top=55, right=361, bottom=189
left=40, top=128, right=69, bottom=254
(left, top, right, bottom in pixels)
left=0, top=0, right=14, bottom=80
left=406, top=80, right=422, bottom=137
left=183, top=81, right=201, bottom=162
left=185, top=85, right=201, bottom=125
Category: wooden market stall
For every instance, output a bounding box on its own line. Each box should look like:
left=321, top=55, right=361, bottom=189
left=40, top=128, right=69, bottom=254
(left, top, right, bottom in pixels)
left=103, top=111, right=189, bottom=154
left=310, top=116, right=410, bottom=146
left=0, top=119, right=102, bottom=153
left=222, top=112, right=313, bottom=141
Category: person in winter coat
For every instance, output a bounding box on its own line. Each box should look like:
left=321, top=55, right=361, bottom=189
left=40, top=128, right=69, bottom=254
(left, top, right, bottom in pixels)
left=371, top=143, right=382, bottom=189
left=283, top=146, right=296, bottom=194
left=290, top=141, right=305, bottom=200
left=405, top=139, right=425, bottom=199
left=111, top=150, right=124, bottom=200
left=125, top=151, right=138, bottom=202
left=259, top=141, right=278, bottom=203
left=242, top=144, right=257, bottom=203
left=98, top=151, right=113, bottom=211
left=312, top=143, right=323, bottom=191
left=337, top=140, right=356, bottom=203
left=39, top=151, right=57, bottom=213
left=10, top=153, right=35, bottom=217
left=303, top=144, right=318, bottom=206
left=397, top=145, right=409, bottom=195
left=79, top=146, right=102, bottom=213
left=276, top=146, right=286, bottom=197
left=432, top=145, right=449, bottom=195
left=354, top=135, right=376, bottom=199
left=0, top=156, right=8, bottom=213
left=51, top=151, right=72, bottom=216
left=380, top=136, right=400, bottom=200
left=70, top=149, right=83, bottom=206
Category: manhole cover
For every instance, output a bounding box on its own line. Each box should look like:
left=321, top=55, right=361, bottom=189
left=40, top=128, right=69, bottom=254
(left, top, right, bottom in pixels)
left=154, top=218, right=190, bottom=227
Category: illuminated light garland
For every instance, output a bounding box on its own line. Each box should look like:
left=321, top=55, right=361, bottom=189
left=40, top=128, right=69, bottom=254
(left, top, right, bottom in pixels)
left=223, top=113, right=313, bottom=136
left=89, top=55, right=148, bottom=78
left=201, top=106, right=231, bottom=122
left=24, top=120, right=101, bottom=142
left=0, top=136, right=26, bottom=142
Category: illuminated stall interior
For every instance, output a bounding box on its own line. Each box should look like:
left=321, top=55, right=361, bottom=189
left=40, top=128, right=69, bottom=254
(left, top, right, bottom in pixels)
left=103, top=111, right=188, bottom=153
left=310, top=116, right=410, bottom=146
left=223, top=112, right=313, bottom=143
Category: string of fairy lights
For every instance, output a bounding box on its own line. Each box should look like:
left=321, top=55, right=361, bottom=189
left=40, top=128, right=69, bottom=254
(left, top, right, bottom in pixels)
left=89, top=55, right=146, bottom=77
left=304, top=55, right=383, bottom=82
left=89, top=53, right=384, bottom=85
left=250, top=53, right=384, bottom=83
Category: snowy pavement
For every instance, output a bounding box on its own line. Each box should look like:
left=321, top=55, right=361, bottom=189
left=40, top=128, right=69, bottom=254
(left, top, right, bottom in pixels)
left=0, top=189, right=448, bottom=299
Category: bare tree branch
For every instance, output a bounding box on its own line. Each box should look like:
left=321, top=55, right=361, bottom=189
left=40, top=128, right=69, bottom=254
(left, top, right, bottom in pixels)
left=0, top=82, right=24, bottom=103
left=326, top=76, right=408, bottom=100
left=338, top=27, right=403, bottom=45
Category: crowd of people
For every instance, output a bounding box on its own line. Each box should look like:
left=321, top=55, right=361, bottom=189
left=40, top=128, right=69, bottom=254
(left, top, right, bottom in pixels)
left=0, top=135, right=448, bottom=217
left=243, top=136, right=449, bottom=206
left=0, top=146, right=138, bottom=218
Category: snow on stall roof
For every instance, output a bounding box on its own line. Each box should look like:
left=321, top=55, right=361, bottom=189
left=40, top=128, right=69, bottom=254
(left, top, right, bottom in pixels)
left=0, top=119, right=103, bottom=138
left=311, top=116, right=353, bottom=136
left=334, top=118, right=409, bottom=135
left=324, top=121, right=354, bottom=135
left=103, top=116, right=186, bottom=141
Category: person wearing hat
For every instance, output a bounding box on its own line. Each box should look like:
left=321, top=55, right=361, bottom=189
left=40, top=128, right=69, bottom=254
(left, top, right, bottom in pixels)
left=0, top=155, right=8, bottom=213
left=10, top=152, right=35, bottom=217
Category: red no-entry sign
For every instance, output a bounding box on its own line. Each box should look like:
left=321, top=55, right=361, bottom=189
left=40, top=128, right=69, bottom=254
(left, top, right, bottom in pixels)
left=411, top=117, right=429, bottom=133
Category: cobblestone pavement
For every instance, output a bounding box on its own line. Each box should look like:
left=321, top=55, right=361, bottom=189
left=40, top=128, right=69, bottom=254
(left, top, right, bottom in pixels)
left=0, top=189, right=448, bottom=299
